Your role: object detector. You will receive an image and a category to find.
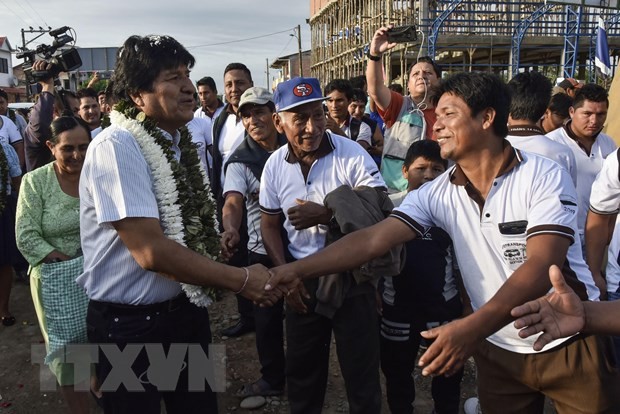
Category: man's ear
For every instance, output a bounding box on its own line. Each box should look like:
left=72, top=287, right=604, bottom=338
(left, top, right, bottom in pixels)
left=129, top=92, right=145, bottom=109
left=481, top=107, right=497, bottom=131
left=273, top=112, right=285, bottom=134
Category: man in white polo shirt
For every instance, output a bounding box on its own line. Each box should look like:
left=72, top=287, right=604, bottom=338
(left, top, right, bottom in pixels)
left=513, top=149, right=620, bottom=349
left=260, top=77, right=386, bottom=414
left=506, top=70, right=577, bottom=186
left=546, top=83, right=617, bottom=248
left=583, top=148, right=620, bottom=356
left=266, top=72, right=619, bottom=413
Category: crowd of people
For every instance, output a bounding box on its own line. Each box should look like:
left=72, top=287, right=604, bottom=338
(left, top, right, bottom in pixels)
left=0, top=24, right=619, bottom=414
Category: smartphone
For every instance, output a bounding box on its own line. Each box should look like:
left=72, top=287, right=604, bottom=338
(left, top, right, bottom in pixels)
left=387, top=25, right=418, bottom=44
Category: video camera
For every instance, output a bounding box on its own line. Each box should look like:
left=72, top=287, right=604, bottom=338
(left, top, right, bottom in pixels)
left=17, top=26, right=82, bottom=84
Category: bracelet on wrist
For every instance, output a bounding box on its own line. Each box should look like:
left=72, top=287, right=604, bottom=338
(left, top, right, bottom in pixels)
left=234, top=267, right=250, bottom=295
left=366, top=50, right=382, bottom=61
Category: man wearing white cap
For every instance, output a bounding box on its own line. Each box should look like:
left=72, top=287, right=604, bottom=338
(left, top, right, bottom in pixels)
left=221, top=87, right=287, bottom=398
left=259, top=77, right=386, bottom=413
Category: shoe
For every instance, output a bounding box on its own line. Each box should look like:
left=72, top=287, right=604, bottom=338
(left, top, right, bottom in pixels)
left=1, top=315, right=16, bottom=327
left=464, top=397, right=481, bottom=414
left=235, top=378, right=284, bottom=398
left=220, top=319, right=255, bottom=337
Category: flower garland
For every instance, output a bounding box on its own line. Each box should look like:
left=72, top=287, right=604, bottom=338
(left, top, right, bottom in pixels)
left=0, top=144, right=8, bottom=213
left=110, top=100, right=220, bottom=307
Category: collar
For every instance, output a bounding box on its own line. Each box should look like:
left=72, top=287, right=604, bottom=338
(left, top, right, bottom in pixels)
left=563, top=120, right=601, bottom=144
left=339, top=115, right=353, bottom=128
left=507, top=125, right=545, bottom=137
left=203, top=100, right=224, bottom=118
left=225, top=103, right=241, bottom=123
left=285, top=132, right=335, bottom=164
left=158, top=127, right=181, bottom=147
left=449, top=140, right=522, bottom=186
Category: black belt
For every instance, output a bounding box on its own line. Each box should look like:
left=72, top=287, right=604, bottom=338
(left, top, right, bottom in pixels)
left=89, top=293, right=188, bottom=315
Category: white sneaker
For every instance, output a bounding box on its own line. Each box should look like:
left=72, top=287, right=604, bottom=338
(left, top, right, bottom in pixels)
left=464, top=397, right=481, bottom=414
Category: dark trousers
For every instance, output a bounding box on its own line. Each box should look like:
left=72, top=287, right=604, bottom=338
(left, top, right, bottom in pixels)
left=286, top=279, right=381, bottom=414
left=86, top=294, right=218, bottom=414
left=248, top=251, right=285, bottom=388
left=380, top=297, right=463, bottom=414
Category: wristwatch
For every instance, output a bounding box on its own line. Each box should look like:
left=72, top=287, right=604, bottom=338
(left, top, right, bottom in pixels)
left=366, top=50, right=382, bottom=61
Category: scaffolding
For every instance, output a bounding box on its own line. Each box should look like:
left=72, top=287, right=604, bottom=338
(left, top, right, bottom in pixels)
left=309, top=0, right=620, bottom=86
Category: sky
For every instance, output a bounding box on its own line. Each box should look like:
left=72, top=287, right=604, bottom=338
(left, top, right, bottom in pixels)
left=1, top=0, right=312, bottom=92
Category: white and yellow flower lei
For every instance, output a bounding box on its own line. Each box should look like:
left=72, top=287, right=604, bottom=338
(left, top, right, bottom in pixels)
left=110, top=100, right=220, bottom=307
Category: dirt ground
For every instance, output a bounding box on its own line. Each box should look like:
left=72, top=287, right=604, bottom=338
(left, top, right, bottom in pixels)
left=0, top=274, right=550, bottom=414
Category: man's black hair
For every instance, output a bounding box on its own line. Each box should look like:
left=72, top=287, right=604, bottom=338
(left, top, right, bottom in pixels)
left=507, top=71, right=552, bottom=123
left=223, top=63, right=253, bottom=83
left=408, top=56, right=442, bottom=79
left=0, top=89, right=8, bottom=101
left=196, top=76, right=217, bottom=92
left=350, top=75, right=366, bottom=90
left=56, top=89, right=78, bottom=116
left=548, top=93, right=572, bottom=118
left=403, top=140, right=447, bottom=169
left=112, top=35, right=195, bottom=103
left=351, top=88, right=368, bottom=105
left=324, top=79, right=354, bottom=100
left=573, top=83, right=609, bottom=109
left=76, top=87, right=98, bottom=100
left=431, top=72, right=510, bottom=138
left=388, top=83, right=404, bottom=94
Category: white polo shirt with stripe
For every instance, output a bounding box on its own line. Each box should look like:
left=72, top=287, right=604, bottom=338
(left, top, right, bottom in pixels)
left=589, top=149, right=620, bottom=293
left=391, top=144, right=598, bottom=354
left=546, top=124, right=617, bottom=239
left=259, top=131, right=384, bottom=260
left=505, top=125, right=577, bottom=187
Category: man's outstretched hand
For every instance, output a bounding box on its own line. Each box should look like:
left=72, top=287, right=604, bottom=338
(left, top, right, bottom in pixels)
left=511, top=265, right=585, bottom=351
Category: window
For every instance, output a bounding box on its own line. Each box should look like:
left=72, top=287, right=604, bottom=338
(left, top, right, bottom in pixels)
left=0, top=58, right=8, bottom=74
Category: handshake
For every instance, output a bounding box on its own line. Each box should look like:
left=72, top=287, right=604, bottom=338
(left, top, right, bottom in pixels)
left=234, top=263, right=309, bottom=312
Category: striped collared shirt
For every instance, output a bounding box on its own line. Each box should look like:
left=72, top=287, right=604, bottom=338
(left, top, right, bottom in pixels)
left=77, top=124, right=182, bottom=305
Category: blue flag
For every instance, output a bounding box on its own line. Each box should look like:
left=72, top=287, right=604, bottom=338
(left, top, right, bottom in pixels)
left=595, top=17, right=612, bottom=79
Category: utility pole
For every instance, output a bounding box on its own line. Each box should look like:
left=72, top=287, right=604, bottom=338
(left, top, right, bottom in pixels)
left=266, top=58, right=270, bottom=89
left=296, top=25, right=303, bottom=76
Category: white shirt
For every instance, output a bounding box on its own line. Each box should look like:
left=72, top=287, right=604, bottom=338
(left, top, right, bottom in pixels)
left=335, top=115, right=372, bottom=146
left=0, top=115, right=22, bottom=146
left=218, top=115, right=245, bottom=189
left=186, top=117, right=213, bottom=172
left=259, top=132, right=385, bottom=259
left=90, top=126, right=102, bottom=138
left=391, top=147, right=598, bottom=353
left=589, top=149, right=620, bottom=293
left=506, top=126, right=577, bottom=187
left=77, top=124, right=182, bottom=304
left=546, top=124, right=617, bottom=238
left=224, top=162, right=265, bottom=255
left=194, top=105, right=224, bottom=126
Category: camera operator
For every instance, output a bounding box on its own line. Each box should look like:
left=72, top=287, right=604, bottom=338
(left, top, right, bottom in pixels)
left=24, top=60, right=80, bottom=171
